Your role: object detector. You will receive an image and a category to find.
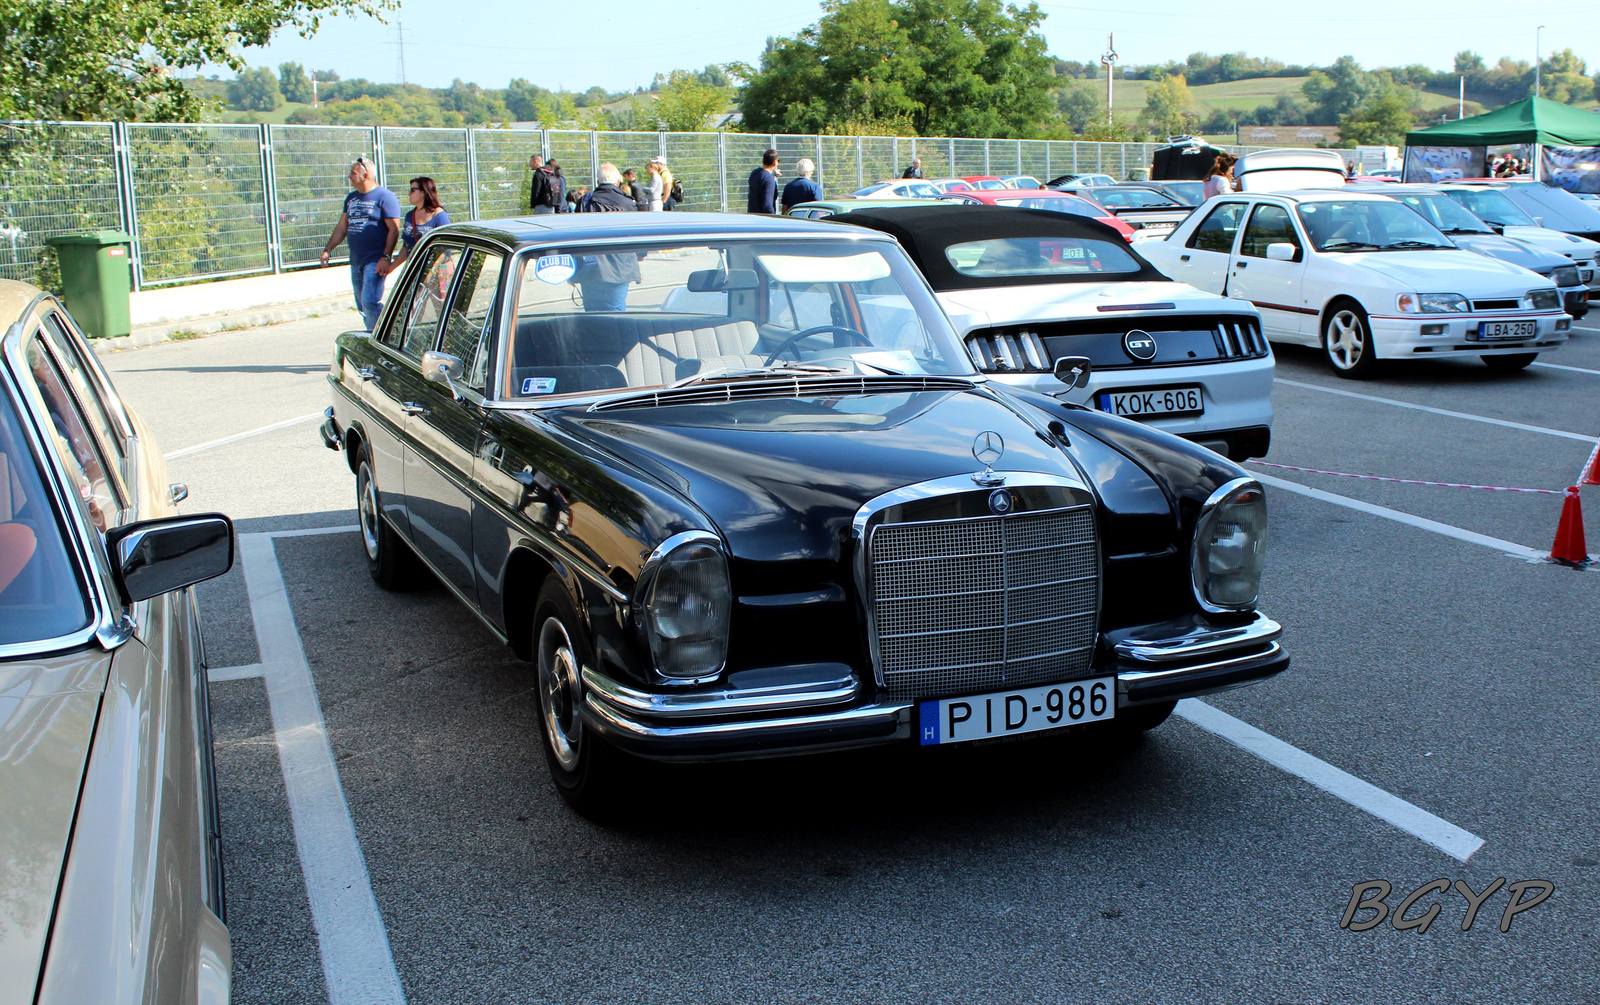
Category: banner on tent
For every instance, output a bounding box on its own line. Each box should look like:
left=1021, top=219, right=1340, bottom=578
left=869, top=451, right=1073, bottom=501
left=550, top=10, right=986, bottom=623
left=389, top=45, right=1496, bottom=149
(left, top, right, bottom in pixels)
left=1402, top=146, right=1484, bottom=183
left=1541, top=146, right=1600, bottom=194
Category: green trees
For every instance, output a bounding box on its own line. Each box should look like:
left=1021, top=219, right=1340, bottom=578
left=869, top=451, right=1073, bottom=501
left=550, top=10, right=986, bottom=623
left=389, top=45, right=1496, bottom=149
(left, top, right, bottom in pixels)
left=1302, top=56, right=1373, bottom=125
left=737, top=0, right=1056, bottom=138
left=279, top=62, right=314, bottom=103
left=0, top=0, right=393, bottom=121
left=1539, top=49, right=1590, bottom=104
left=650, top=70, right=728, bottom=132
left=1140, top=74, right=1196, bottom=138
left=228, top=66, right=284, bottom=111
left=1337, top=87, right=1414, bottom=146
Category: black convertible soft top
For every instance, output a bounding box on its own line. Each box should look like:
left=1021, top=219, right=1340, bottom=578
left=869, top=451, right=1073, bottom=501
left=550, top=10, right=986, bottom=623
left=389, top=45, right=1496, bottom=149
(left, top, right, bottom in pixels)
left=830, top=205, right=1168, bottom=291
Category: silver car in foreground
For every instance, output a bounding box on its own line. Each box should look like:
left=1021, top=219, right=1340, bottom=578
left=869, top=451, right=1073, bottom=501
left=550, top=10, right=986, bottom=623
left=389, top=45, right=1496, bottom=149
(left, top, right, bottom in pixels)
left=0, top=279, right=234, bottom=1004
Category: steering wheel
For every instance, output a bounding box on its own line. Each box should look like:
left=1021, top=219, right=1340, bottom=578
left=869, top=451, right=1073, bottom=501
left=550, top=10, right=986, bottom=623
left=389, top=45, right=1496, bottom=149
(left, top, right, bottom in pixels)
left=762, top=325, right=873, bottom=366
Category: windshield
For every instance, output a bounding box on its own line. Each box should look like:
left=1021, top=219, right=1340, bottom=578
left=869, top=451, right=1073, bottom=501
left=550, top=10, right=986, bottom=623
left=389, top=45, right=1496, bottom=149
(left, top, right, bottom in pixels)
left=1094, top=189, right=1181, bottom=210
left=994, top=196, right=1102, bottom=218
left=505, top=239, right=973, bottom=399
left=943, top=236, right=1144, bottom=278
left=1295, top=199, right=1452, bottom=251
left=1163, top=181, right=1204, bottom=205
left=851, top=183, right=890, bottom=197
left=1442, top=188, right=1537, bottom=227
left=1392, top=193, right=1491, bottom=234
left=0, top=384, right=92, bottom=646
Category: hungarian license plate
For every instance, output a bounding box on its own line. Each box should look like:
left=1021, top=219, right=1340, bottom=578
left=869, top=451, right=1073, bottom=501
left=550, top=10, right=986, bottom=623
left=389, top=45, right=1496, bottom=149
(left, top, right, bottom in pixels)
left=918, top=677, right=1115, bottom=745
left=1477, top=321, right=1536, bottom=341
left=1098, top=386, right=1203, bottom=418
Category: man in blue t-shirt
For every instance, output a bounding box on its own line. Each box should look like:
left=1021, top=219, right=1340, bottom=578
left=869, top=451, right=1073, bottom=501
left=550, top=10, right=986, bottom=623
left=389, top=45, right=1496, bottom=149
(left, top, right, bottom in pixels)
left=320, top=157, right=402, bottom=330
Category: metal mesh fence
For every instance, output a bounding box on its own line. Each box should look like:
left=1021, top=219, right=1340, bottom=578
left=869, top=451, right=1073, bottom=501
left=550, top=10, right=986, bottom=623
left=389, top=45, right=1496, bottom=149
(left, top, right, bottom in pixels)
left=0, top=119, right=1282, bottom=293
left=662, top=133, right=719, bottom=211
left=127, top=123, right=271, bottom=285
left=473, top=129, right=542, bottom=220
left=269, top=125, right=373, bottom=268
left=379, top=128, right=470, bottom=223
left=0, top=122, right=120, bottom=285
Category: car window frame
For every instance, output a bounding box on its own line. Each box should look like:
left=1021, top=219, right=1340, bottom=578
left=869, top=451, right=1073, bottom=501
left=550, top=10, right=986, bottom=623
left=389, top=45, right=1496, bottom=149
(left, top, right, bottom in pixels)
left=37, top=311, right=132, bottom=488
left=37, top=303, right=136, bottom=446
left=0, top=331, right=122, bottom=658
left=436, top=246, right=507, bottom=395
left=22, top=328, right=130, bottom=529
left=393, top=241, right=470, bottom=361
left=1187, top=200, right=1249, bottom=254
left=1238, top=202, right=1304, bottom=262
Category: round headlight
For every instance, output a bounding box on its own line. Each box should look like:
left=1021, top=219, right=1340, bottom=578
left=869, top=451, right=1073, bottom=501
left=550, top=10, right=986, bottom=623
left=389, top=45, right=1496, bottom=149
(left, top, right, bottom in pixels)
left=1192, top=478, right=1268, bottom=612
left=638, top=533, right=731, bottom=679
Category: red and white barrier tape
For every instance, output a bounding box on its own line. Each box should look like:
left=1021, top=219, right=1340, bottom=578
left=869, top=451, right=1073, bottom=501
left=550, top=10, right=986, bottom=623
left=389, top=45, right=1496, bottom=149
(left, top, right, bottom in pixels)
left=1245, top=460, right=1562, bottom=495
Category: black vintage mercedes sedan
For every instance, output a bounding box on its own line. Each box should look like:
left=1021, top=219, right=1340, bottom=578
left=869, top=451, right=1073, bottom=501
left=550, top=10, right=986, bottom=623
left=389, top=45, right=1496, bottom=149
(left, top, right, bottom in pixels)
left=320, top=213, right=1288, bottom=816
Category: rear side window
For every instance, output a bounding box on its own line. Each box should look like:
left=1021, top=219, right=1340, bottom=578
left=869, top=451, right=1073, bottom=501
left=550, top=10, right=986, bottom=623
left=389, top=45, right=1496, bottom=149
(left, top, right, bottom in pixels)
left=23, top=337, right=125, bottom=532
left=1189, top=202, right=1246, bottom=253
left=438, top=250, right=504, bottom=392
left=1239, top=204, right=1301, bottom=260
left=398, top=245, right=463, bottom=359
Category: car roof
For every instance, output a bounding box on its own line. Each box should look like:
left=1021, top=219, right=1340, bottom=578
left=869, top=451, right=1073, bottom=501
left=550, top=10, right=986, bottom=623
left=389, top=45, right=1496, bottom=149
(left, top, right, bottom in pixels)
left=421, top=211, right=880, bottom=247
left=1240, top=189, right=1398, bottom=204
left=829, top=205, right=1165, bottom=291
left=0, top=279, right=41, bottom=320
left=792, top=198, right=949, bottom=212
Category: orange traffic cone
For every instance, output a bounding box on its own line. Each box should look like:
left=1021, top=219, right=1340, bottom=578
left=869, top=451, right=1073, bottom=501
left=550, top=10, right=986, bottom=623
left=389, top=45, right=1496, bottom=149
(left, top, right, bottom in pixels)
left=1550, top=486, right=1590, bottom=567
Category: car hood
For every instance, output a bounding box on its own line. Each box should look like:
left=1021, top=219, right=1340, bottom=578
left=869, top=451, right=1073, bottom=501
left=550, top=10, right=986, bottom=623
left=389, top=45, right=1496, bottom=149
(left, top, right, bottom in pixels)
left=935, top=281, right=1241, bottom=334
left=0, top=650, right=109, bottom=1005
left=1500, top=226, right=1600, bottom=259
left=1335, top=248, right=1552, bottom=294
left=1448, top=232, right=1569, bottom=273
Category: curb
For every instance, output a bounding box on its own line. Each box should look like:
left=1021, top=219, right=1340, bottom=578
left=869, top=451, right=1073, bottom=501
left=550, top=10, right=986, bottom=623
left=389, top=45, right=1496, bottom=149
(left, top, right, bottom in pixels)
left=93, top=296, right=360, bottom=354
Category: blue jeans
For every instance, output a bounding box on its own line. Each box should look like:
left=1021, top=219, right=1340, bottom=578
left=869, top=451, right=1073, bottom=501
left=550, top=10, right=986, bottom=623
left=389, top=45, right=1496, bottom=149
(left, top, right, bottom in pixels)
left=350, top=259, right=386, bottom=330
left=579, top=279, right=629, bottom=312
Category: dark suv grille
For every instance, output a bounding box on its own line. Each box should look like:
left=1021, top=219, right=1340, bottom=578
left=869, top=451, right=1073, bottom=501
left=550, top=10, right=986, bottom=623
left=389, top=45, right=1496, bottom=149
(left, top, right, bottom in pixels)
left=966, top=314, right=1267, bottom=373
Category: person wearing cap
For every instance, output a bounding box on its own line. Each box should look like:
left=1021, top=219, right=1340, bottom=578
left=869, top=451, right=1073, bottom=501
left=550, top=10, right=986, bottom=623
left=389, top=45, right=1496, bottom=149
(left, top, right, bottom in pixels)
left=320, top=156, right=402, bottom=330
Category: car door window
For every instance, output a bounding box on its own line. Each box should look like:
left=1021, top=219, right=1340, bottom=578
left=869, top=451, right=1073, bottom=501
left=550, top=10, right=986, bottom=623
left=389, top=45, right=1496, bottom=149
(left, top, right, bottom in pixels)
left=1189, top=202, right=1246, bottom=253
left=398, top=245, right=462, bottom=359
left=39, top=313, right=127, bottom=467
left=438, top=249, right=504, bottom=392
left=1239, top=204, right=1302, bottom=261
left=23, top=337, right=125, bottom=531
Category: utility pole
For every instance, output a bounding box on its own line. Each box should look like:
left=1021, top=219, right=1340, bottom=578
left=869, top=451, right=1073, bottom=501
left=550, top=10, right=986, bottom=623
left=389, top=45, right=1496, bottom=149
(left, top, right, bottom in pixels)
left=1458, top=75, right=1463, bottom=119
left=312, top=77, right=319, bottom=108
left=394, top=21, right=409, bottom=85
left=1100, top=33, right=1118, bottom=127
left=1535, top=25, right=1544, bottom=97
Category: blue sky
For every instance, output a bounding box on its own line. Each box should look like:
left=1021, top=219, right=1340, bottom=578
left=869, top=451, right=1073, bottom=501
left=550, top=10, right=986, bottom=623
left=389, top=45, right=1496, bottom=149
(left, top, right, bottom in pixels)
left=221, top=1, right=1600, bottom=92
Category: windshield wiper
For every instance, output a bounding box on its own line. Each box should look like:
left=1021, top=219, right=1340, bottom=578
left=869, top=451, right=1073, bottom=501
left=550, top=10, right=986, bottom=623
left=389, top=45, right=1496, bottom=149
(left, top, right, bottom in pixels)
left=669, top=363, right=848, bottom=387
left=1320, top=240, right=1380, bottom=251
left=1381, top=240, right=1449, bottom=250
left=1440, top=228, right=1489, bottom=235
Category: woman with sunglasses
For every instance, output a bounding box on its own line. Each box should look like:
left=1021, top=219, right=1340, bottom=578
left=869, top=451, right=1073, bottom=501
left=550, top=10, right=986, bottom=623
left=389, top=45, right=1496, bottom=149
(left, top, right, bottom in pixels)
left=378, top=176, right=451, bottom=276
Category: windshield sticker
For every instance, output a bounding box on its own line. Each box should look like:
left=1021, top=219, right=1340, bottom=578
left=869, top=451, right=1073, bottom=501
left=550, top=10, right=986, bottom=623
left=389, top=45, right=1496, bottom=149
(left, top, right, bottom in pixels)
left=521, top=377, right=558, bottom=396
left=534, top=254, right=576, bottom=284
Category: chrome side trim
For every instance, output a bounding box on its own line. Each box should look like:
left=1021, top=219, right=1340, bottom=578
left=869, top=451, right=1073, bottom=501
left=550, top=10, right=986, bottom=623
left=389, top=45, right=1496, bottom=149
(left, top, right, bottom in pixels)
left=1114, top=614, right=1282, bottom=663
left=581, top=665, right=859, bottom=719
left=1116, top=641, right=1283, bottom=688
left=1189, top=475, right=1264, bottom=614
left=583, top=691, right=912, bottom=749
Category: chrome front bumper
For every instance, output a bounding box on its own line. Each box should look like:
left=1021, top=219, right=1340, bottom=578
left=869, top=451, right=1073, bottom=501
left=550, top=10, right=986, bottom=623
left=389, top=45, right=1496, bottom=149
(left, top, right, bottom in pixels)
left=581, top=612, right=1288, bottom=761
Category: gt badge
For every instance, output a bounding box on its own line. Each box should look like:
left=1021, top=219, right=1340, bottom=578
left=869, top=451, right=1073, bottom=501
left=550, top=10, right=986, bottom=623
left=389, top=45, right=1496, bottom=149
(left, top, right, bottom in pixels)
left=1124, top=330, right=1158, bottom=361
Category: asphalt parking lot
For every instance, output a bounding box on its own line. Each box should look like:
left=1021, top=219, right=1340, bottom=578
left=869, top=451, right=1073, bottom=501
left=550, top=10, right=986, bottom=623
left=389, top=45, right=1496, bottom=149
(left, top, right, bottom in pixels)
left=103, top=312, right=1600, bottom=1004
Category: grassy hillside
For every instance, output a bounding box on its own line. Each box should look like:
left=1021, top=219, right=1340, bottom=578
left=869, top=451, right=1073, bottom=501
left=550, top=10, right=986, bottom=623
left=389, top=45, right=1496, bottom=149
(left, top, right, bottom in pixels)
left=1100, top=75, right=1488, bottom=121
left=215, top=101, right=313, bottom=125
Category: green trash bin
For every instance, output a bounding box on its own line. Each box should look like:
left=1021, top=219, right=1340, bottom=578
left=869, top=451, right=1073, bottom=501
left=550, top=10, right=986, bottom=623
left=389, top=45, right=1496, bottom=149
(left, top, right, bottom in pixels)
left=43, top=230, right=134, bottom=340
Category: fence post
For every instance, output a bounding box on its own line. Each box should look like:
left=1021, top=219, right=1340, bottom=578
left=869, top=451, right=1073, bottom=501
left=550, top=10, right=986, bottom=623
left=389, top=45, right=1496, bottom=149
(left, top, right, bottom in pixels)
left=589, top=131, right=600, bottom=188
left=892, top=137, right=899, bottom=177
left=815, top=134, right=824, bottom=184
left=717, top=131, right=728, bottom=213
left=258, top=124, right=282, bottom=275
left=984, top=139, right=990, bottom=175
left=1016, top=139, right=1022, bottom=177
left=465, top=128, right=481, bottom=221
left=541, top=129, right=550, bottom=162
left=371, top=127, right=384, bottom=185
left=949, top=137, right=956, bottom=173
left=1045, top=142, right=1051, bottom=178
left=856, top=136, right=864, bottom=189
left=113, top=121, right=143, bottom=291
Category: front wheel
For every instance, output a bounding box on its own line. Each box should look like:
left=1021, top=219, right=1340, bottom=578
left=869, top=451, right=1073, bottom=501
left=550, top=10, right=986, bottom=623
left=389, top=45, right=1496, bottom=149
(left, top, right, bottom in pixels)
left=1322, top=302, right=1378, bottom=379
left=356, top=443, right=423, bottom=590
left=1481, top=352, right=1537, bottom=372
left=533, top=576, right=635, bottom=819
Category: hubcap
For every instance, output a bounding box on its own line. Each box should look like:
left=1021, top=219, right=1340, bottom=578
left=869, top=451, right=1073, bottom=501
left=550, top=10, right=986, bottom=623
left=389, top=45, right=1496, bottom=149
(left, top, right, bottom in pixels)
left=358, top=463, right=381, bottom=561
left=537, top=617, right=583, bottom=772
left=1326, top=311, right=1365, bottom=369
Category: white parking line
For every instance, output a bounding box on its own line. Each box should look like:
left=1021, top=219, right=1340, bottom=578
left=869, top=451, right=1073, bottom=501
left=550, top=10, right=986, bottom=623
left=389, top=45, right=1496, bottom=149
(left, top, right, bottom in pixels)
left=1534, top=361, right=1600, bottom=376
left=1178, top=700, right=1484, bottom=862
left=1274, top=378, right=1595, bottom=442
left=1254, top=472, right=1546, bottom=562
left=166, top=411, right=324, bottom=460
left=236, top=530, right=407, bottom=1005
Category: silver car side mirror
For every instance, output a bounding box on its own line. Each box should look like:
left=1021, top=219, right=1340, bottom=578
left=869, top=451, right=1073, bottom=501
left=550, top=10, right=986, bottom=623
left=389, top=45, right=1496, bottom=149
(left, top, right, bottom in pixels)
left=422, top=350, right=465, bottom=401
left=106, top=514, right=234, bottom=605
left=1053, top=355, right=1092, bottom=390
left=1265, top=242, right=1297, bottom=262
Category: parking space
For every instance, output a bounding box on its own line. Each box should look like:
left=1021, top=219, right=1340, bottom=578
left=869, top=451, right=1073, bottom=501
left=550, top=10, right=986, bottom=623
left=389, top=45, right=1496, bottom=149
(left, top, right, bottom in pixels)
left=103, top=319, right=1600, bottom=1002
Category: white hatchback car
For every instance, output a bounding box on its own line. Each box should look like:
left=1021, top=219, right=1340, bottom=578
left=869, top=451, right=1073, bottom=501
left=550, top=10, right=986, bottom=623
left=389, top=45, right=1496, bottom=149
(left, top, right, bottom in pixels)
left=834, top=205, right=1274, bottom=460
left=1141, top=190, right=1571, bottom=377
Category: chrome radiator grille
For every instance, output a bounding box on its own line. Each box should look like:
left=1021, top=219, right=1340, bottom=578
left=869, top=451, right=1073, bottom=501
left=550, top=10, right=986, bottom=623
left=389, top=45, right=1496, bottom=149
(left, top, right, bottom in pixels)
left=868, top=505, right=1098, bottom=700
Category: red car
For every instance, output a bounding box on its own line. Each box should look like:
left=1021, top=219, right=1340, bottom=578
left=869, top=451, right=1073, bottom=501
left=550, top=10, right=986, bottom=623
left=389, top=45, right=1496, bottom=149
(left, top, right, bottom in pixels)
left=940, top=188, right=1138, bottom=241
left=961, top=175, right=1010, bottom=190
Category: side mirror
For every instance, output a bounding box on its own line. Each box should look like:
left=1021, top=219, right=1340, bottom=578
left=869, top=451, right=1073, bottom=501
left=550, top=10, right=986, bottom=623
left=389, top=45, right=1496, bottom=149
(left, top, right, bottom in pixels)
left=421, top=350, right=465, bottom=400
left=1053, top=355, right=1092, bottom=389
left=105, top=514, right=234, bottom=605
left=1265, top=242, right=1297, bottom=262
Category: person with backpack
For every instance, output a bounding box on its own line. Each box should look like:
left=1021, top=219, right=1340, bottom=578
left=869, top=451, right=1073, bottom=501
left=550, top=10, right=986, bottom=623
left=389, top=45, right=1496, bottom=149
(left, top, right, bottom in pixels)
left=528, top=154, right=560, bottom=214
left=547, top=160, right=568, bottom=212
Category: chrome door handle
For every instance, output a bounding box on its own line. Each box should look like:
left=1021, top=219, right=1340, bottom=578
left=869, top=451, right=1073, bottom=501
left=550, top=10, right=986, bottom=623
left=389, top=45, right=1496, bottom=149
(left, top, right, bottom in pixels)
left=355, top=367, right=377, bottom=381
left=401, top=402, right=427, bottom=416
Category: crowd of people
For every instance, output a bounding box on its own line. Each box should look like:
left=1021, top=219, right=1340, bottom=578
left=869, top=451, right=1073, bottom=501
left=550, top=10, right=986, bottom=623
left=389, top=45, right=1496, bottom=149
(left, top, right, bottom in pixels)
left=1490, top=155, right=1531, bottom=178
left=320, top=147, right=839, bottom=328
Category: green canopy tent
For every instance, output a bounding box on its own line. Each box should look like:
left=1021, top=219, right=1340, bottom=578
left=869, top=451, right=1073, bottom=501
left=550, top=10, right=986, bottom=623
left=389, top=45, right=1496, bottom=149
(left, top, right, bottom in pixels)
left=1405, top=96, right=1600, bottom=181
